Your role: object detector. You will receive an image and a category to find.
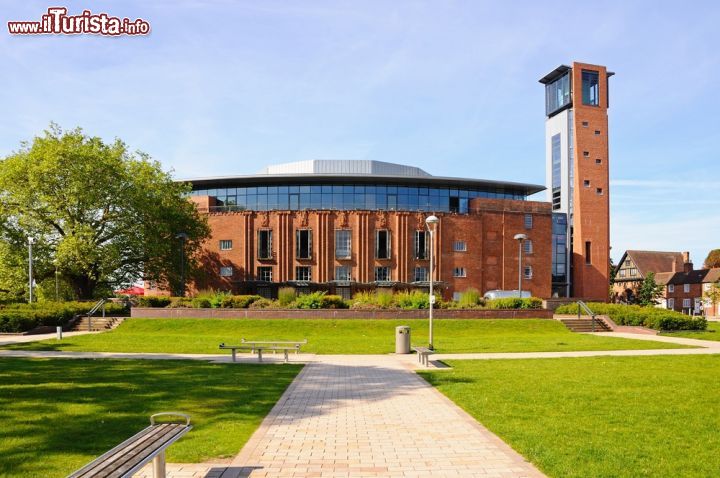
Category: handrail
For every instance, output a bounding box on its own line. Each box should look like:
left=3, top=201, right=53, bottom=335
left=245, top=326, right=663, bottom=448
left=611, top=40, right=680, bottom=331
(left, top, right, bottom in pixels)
left=85, top=298, right=107, bottom=331
left=577, top=300, right=597, bottom=332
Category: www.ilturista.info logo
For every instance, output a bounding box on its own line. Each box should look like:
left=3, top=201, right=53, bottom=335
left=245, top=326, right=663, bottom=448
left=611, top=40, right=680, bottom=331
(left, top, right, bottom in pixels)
left=7, top=7, right=150, bottom=36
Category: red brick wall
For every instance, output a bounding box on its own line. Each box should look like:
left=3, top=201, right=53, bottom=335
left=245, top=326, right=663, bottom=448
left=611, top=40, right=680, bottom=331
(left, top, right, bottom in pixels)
left=571, top=61, right=611, bottom=301
left=131, top=308, right=553, bottom=319
left=666, top=283, right=703, bottom=312
left=185, top=198, right=552, bottom=298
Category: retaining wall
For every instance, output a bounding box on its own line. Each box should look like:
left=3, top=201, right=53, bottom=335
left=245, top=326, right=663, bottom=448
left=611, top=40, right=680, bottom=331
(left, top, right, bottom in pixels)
left=131, top=308, right=553, bottom=319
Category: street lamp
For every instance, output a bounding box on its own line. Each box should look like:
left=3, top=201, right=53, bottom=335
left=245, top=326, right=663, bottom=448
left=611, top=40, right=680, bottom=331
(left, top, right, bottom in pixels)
left=514, top=233, right=527, bottom=298
left=425, top=215, right=439, bottom=350
left=27, top=237, right=35, bottom=303
left=176, top=232, right=189, bottom=297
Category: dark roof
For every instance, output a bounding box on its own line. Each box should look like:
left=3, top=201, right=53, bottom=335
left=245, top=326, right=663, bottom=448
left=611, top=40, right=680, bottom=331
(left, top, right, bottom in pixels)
left=667, top=268, right=720, bottom=285
left=622, top=250, right=685, bottom=277
left=538, top=65, right=571, bottom=84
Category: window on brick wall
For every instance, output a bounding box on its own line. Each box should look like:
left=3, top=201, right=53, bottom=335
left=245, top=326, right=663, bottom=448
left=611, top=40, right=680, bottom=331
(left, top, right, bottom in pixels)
left=668, top=298, right=674, bottom=309
left=219, top=240, right=233, bottom=251
left=668, top=284, right=675, bottom=293
left=295, top=266, right=311, bottom=281
left=375, top=266, right=391, bottom=281
left=335, top=230, right=351, bottom=259
left=453, top=240, right=467, bottom=252
left=684, top=284, right=690, bottom=293
left=220, top=266, right=233, bottom=277
left=257, top=266, right=272, bottom=282
left=453, top=267, right=466, bottom=278
left=585, top=241, right=592, bottom=265
left=523, top=239, right=533, bottom=254
left=524, top=214, right=533, bottom=229
left=596, top=188, right=603, bottom=195
left=376, top=230, right=391, bottom=259
left=335, top=265, right=351, bottom=281
left=414, top=267, right=428, bottom=282
left=524, top=266, right=533, bottom=279
left=296, top=229, right=312, bottom=259
left=258, top=230, right=272, bottom=259
left=414, top=230, right=429, bottom=259
left=683, top=298, right=691, bottom=308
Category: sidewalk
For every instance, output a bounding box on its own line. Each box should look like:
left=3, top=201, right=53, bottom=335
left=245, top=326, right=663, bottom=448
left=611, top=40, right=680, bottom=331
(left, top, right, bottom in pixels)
left=0, top=330, right=98, bottom=346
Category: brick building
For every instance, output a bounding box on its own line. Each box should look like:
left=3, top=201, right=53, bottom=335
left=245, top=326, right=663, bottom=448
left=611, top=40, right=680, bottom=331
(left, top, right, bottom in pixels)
left=612, top=250, right=686, bottom=302
left=159, top=160, right=552, bottom=300
left=665, top=268, right=720, bottom=316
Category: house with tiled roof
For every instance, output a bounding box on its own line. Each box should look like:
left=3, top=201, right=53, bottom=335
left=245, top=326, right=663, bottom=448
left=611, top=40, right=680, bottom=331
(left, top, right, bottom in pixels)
left=612, top=250, right=688, bottom=302
left=666, top=268, right=720, bottom=316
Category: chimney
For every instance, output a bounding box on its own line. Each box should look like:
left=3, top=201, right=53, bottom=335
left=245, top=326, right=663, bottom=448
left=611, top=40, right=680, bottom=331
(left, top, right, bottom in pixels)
left=683, top=251, right=693, bottom=273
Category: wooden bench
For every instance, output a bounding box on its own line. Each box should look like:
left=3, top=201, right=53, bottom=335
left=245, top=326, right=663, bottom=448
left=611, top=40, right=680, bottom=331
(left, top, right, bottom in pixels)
left=68, top=412, right=191, bottom=478
left=412, top=346, right=435, bottom=367
left=220, top=340, right=306, bottom=363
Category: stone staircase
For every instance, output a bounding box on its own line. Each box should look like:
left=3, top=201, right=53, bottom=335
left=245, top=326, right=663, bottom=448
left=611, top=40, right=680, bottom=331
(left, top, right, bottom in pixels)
left=70, top=316, right=124, bottom=332
left=558, top=317, right=612, bottom=333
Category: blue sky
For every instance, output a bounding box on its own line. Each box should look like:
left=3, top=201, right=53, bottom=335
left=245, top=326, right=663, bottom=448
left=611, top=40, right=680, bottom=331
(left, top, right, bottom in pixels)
left=1, top=0, right=718, bottom=265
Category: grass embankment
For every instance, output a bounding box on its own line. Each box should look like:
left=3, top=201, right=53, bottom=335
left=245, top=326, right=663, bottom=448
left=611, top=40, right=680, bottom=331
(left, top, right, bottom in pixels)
left=420, top=355, right=720, bottom=478
left=3, top=318, right=690, bottom=354
left=661, top=321, right=720, bottom=341
left=0, top=358, right=301, bottom=478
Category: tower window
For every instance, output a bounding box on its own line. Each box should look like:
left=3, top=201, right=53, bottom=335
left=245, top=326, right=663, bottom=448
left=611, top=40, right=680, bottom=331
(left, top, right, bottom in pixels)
left=595, top=159, right=602, bottom=164
left=583, top=151, right=590, bottom=157
left=582, top=70, right=600, bottom=106
left=524, top=214, right=533, bottom=229
left=594, top=130, right=601, bottom=135
left=596, top=188, right=603, bottom=195
left=585, top=241, right=592, bottom=265
left=584, top=180, right=590, bottom=187
left=582, top=121, right=589, bottom=127
left=524, top=266, right=533, bottom=279
left=523, top=239, right=533, bottom=254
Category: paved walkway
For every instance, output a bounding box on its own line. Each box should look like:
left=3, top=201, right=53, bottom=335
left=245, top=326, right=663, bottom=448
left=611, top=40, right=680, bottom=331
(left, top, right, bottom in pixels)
left=0, top=330, right=97, bottom=346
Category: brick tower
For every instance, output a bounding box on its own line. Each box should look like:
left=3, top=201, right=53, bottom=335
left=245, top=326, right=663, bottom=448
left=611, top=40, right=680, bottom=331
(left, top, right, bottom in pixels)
left=540, top=62, right=612, bottom=300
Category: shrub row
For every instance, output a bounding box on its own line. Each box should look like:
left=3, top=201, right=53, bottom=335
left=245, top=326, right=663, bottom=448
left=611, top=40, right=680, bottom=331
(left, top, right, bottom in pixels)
left=555, top=302, right=707, bottom=331
left=0, top=301, right=128, bottom=333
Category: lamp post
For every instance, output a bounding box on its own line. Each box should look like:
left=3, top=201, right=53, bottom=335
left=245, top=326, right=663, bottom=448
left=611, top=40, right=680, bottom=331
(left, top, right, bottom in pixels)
left=514, top=233, right=527, bottom=298
left=425, top=215, right=439, bottom=349
left=27, top=237, right=34, bottom=303
left=176, top=232, right=189, bottom=297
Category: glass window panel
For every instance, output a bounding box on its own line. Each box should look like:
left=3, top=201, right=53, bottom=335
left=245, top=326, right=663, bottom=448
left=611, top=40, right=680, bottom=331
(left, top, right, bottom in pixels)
left=311, top=185, right=322, bottom=194
left=267, top=186, right=277, bottom=194
left=322, top=185, right=332, bottom=194
left=310, top=193, right=322, bottom=209
left=299, top=185, right=311, bottom=193
left=322, top=194, right=333, bottom=209
left=354, top=185, right=365, bottom=193
left=278, top=186, right=288, bottom=194
left=289, top=185, right=299, bottom=193
left=299, top=194, right=311, bottom=209
left=246, top=195, right=257, bottom=209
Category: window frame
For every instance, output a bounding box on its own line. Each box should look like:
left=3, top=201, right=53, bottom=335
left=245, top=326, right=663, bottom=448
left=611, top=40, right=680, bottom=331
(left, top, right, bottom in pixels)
left=453, top=240, right=467, bottom=252
left=375, top=229, right=391, bottom=259
left=414, top=230, right=429, bottom=260
left=524, top=214, right=533, bottom=229
left=258, top=229, right=273, bottom=260
left=684, top=284, right=690, bottom=293
left=219, top=266, right=233, bottom=277
left=296, top=229, right=313, bottom=260
left=257, top=266, right=273, bottom=282
left=335, top=265, right=351, bottom=281
left=295, top=266, right=312, bottom=281
left=453, top=267, right=466, bottom=278
left=334, top=229, right=352, bottom=259
left=524, top=265, right=533, bottom=280
left=374, top=266, right=391, bottom=282
left=668, top=284, right=674, bottom=293
left=414, top=266, right=428, bottom=282
left=219, top=240, right=233, bottom=251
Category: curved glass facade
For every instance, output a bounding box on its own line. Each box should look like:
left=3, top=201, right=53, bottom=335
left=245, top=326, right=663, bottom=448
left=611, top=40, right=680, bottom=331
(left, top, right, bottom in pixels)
left=190, top=182, right=527, bottom=214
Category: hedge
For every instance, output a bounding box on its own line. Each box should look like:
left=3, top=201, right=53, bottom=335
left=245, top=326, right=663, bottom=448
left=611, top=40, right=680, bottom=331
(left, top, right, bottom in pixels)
left=0, top=301, right=129, bottom=333
left=555, top=302, right=707, bottom=331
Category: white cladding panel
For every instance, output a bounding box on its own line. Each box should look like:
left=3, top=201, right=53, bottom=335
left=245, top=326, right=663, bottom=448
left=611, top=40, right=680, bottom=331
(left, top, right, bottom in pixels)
left=259, top=160, right=431, bottom=177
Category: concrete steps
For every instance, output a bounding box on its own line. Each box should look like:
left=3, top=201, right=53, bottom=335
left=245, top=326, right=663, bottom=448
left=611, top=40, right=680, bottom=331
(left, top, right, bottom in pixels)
left=559, top=318, right=612, bottom=333
left=70, top=317, right=124, bottom=332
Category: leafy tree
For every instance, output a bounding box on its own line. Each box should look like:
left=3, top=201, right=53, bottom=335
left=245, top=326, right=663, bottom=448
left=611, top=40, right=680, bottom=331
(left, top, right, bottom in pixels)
left=0, top=124, right=209, bottom=300
left=704, top=281, right=720, bottom=317
left=637, top=272, right=664, bottom=306
left=704, top=249, right=720, bottom=269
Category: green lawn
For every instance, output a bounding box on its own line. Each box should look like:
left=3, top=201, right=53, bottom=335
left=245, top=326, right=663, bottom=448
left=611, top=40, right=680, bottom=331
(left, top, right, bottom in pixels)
left=661, top=321, right=720, bottom=341
left=2, top=318, right=690, bottom=354
left=419, top=355, right=720, bottom=478
left=0, top=358, right=301, bottom=478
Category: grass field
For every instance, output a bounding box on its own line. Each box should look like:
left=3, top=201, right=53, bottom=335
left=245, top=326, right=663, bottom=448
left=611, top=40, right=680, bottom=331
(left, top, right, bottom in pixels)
left=2, top=318, right=690, bottom=354
left=0, top=358, right=301, bottom=478
left=420, top=355, right=720, bottom=478
left=661, top=321, right=720, bottom=341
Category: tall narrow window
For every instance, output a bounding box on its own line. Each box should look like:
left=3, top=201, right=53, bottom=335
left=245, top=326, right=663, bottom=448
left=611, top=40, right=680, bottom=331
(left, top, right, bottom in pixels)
left=524, top=214, right=533, bottom=229
left=585, top=241, right=592, bottom=265
left=376, top=230, right=391, bottom=259
left=296, top=229, right=312, bottom=259
left=582, top=70, right=600, bottom=106
left=414, top=230, right=428, bottom=259
left=414, top=267, right=428, bottom=282
left=524, top=266, right=533, bottom=279
left=551, top=133, right=561, bottom=211
left=335, top=230, right=351, bottom=259
left=523, top=239, right=533, bottom=254
left=258, top=230, right=272, bottom=259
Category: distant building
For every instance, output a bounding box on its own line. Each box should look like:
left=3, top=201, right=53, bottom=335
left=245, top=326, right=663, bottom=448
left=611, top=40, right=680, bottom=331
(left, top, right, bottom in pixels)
left=665, top=268, right=720, bottom=316
left=612, top=250, right=687, bottom=302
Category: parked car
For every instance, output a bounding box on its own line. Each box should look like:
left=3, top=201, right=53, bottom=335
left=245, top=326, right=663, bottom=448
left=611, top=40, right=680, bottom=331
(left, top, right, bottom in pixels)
left=483, top=290, right=532, bottom=300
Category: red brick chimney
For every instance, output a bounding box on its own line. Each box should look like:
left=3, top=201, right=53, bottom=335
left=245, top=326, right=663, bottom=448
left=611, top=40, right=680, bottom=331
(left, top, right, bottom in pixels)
left=683, top=251, right=693, bottom=273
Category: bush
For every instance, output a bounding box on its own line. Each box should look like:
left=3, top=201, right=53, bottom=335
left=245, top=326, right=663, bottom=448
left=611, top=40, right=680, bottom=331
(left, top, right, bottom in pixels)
left=227, top=295, right=262, bottom=308
left=248, top=298, right=274, bottom=309
left=0, top=300, right=129, bottom=333
left=190, top=297, right=212, bottom=308
left=486, top=297, right=543, bottom=310
left=555, top=302, right=707, bottom=331
left=375, top=290, right=395, bottom=309
left=457, top=288, right=485, bottom=308
left=168, top=297, right=192, bottom=308
left=278, top=287, right=296, bottom=307
left=135, top=296, right=172, bottom=308
left=319, top=294, right=348, bottom=309
left=293, top=291, right=327, bottom=309
left=395, top=290, right=430, bottom=309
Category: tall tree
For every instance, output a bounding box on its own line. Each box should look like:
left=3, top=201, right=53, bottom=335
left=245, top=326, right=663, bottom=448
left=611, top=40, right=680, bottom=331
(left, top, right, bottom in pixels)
left=704, top=249, right=720, bottom=269
left=0, top=124, right=209, bottom=299
left=637, top=272, right=664, bottom=307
